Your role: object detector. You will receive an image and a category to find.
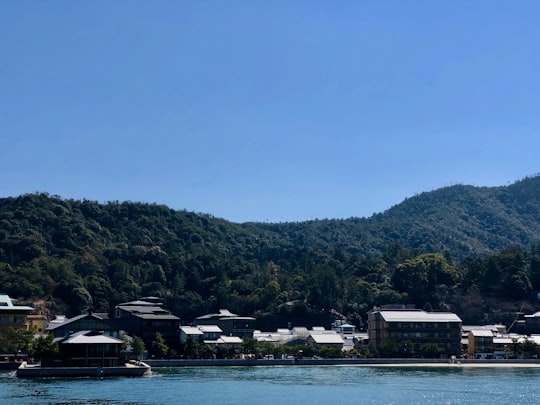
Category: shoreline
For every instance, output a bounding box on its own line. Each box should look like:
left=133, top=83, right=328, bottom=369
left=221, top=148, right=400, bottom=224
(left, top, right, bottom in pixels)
left=144, top=358, right=540, bottom=368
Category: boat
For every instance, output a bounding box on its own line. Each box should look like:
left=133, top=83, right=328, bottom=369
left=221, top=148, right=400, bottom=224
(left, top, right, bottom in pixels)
left=15, top=360, right=151, bottom=378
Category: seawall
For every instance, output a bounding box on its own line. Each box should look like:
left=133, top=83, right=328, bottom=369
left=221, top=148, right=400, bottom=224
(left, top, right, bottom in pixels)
left=145, top=358, right=540, bottom=368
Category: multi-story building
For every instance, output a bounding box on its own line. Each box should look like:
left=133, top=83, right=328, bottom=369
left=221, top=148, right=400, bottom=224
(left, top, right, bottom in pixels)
left=194, top=309, right=255, bottom=338
left=368, top=306, right=462, bottom=355
left=114, top=298, right=180, bottom=348
left=0, top=294, right=33, bottom=330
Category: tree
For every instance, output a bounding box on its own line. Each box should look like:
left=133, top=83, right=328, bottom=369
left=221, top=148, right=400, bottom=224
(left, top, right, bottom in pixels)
left=242, top=337, right=257, bottom=355
left=517, top=338, right=540, bottom=359
left=131, top=335, right=146, bottom=360
left=0, top=327, right=35, bottom=354
left=32, top=333, right=58, bottom=364
left=183, top=336, right=199, bottom=359
left=392, top=253, right=461, bottom=307
left=152, top=332, right=169, bottom=358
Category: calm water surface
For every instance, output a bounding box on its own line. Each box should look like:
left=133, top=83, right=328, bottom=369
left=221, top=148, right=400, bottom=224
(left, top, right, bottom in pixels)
left=2, top=366, right=539, bottom=404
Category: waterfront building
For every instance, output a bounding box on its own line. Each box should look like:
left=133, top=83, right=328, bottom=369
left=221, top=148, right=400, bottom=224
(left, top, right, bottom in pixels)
left=114, top=298, right=180, bottom=348
left=307, top=331, right=345, bottom=349
left=468, top=329, right=494, bottom=358
left=368, top=306, right=462, bottom=355
left=46, top=313, right=119, bottom=338
left=198, top=325, right=223, bottom=342
left=55, top=330, right=124, bottom=367
left=194, top=309, right=255, bottom=338
left=179, top=326, right=204, bottom=344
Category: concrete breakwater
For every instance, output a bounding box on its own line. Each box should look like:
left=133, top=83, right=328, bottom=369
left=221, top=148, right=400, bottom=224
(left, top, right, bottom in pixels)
left=145, top=358, right=540, bottom=368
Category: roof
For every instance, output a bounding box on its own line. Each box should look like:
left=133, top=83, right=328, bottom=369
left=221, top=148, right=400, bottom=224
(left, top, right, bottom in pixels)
left=309, top=333, right=345, bottom=345
left=117, top=305, right=180, bottom=320
left=493, top=337, right=513, bottom=344
left=63, top=331, right=123, bottom=345
left=117, top=300, right=161, bottom=307
left=378, top=310, right=462, bottom=323
left=198, top=325, right=223, bottom=333
left=469, top=329, right=494, bottom=337
left=525, top=312, right=540, bottom=318
left=335, top=323, right=355, bottom=329
left=0, top=294, right=34, bottom=311
left=196, top=309, right=238, bottom=320
left=180, top=326, right=203, bottom=335
left=46, top=313, right=112, bottom=331
left=462, top=325, right=504, bottom=333
left=218, top=336, right=243, bottom=344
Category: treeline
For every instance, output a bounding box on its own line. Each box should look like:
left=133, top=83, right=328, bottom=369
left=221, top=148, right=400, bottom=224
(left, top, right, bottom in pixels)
left=0, top=176, right=539, bottom=330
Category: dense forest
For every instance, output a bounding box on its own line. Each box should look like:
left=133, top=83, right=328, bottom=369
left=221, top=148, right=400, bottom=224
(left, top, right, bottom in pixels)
left=1, top=175, right=540, bottom=330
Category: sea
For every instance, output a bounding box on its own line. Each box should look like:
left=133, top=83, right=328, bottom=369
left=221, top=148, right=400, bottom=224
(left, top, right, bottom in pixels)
left=2, top=365, right=539, bottom=404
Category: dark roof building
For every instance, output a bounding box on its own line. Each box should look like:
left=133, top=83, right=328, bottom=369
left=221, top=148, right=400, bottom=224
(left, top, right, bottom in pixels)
left=114, top=299, right=180, bottom=349
left=194, top=309, right=255, bottom=338
left=46, top=313, right=119, bottom=338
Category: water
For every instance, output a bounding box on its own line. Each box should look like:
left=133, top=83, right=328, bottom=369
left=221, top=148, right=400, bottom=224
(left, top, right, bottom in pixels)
left=2, top=366, right=539, bottom=404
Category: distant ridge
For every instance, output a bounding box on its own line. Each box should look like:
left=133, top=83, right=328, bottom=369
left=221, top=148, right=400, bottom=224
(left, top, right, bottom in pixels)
left=1, top=175, right=540, bottom=323
left=1, top=175, right=539, bottom=260
left=249, top=175, right=540, bottom=257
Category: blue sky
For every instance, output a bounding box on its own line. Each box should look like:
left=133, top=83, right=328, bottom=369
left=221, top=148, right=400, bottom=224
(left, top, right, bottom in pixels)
left=1, top=1, right=539, bottom=223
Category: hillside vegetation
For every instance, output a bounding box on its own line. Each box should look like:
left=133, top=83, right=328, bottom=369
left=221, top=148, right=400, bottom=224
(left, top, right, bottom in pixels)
left=1, top=175, right=540, bottom=329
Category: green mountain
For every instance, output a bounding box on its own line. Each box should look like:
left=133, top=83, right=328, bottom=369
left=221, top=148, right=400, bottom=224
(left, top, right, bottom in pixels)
left=1, top=175, right=539, bottom=327
left=251, top=175, right=540, bottom=257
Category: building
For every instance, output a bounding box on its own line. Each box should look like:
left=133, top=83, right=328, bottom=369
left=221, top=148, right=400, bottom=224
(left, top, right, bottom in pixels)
left=194, top=309, right=255, bottom=338
left=27, top=314, right=48, bottom=335
left=198, top=325, right=223, bottom=342
left=114, top=298, right=180, bottom=348
left=307, top=330, right=345, bottom=350
left=55, top=330, right=124, bottom=367
left=46, top=313, right=119, bottom=339
left=523, top=312, right=540, bottom=335
left=368, top=307, right=462, bottom=355
left=179, top=326, right=204, bottom=344
left=0, top=294, right=34, bottom=330
left=467, top=329, right=494, bottom=358
left=332, top=320, right=356, bottom=335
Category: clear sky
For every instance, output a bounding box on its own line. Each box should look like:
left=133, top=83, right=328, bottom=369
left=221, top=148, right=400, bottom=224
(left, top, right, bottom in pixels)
left=1, top=1, right=539, bottom=223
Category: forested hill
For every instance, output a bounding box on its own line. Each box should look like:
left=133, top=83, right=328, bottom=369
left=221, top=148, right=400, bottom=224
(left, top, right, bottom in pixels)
left=250, top=175, right=540, bottom=256
left=1, top=175, right=540, bottom=327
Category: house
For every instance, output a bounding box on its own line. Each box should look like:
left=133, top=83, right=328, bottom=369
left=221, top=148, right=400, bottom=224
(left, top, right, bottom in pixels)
left=179, top=326, right=204, bottom=344
left=307, top=331, right=345, bottom=349
left=468, top=329, right=494, bottom=358
left=194, top=309, right=255, bottom=338
left=198, top=325, right=223, bottom=342
left=0, top=294, right=34, bottom=330
left=332, top=320, right=356, bottom=335
left=368, top=307, right=462, bottom=355
left=54, top=330, right=124, bottom=367
left=114, top=298, right=180, bottom=348
left=216, top=335, right=243, bottom=349
left=46, top=313, right=119, bottom=339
